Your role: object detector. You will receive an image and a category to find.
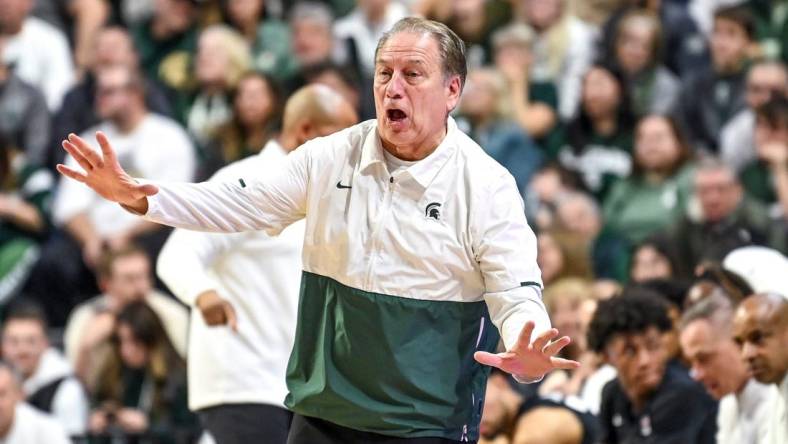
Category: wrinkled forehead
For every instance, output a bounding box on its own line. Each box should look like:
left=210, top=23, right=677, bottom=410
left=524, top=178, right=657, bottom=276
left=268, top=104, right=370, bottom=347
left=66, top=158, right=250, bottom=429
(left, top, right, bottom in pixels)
left=375, top=32, right=441, bottom=67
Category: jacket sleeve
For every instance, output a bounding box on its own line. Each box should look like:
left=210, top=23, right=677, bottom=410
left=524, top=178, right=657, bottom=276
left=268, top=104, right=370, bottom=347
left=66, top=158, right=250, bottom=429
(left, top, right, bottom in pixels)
left=473, top=172, right=551, bottom=356
left=139, top=139, right=314, bottom=234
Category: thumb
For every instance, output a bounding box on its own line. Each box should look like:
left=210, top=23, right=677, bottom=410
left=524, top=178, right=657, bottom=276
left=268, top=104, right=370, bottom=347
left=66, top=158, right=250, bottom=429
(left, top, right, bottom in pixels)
left=136, top=183, right=159, bottom=196
left=474, top=351, right=505, bottom=369
left=224, top=301, right=238, bottom=332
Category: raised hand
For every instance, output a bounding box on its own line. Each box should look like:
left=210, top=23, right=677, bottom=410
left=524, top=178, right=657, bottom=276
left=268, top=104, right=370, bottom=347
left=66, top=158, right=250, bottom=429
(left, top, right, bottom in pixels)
left=474, top=321, right=579, bottom=381
left=57, top=132, right=158, bottom=213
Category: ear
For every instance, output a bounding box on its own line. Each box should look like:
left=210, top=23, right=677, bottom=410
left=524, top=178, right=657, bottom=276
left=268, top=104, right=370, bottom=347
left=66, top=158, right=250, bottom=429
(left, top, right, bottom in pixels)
left=296, top=120, right=314, bottom=146
left=445, top=75, right=462, bottom=113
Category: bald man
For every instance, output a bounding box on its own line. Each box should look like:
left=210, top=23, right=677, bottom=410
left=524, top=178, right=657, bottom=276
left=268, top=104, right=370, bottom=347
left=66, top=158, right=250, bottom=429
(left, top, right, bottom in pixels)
left=156, top=84, right=358, bottom=444
left=732, top=293, right=788, bottom=444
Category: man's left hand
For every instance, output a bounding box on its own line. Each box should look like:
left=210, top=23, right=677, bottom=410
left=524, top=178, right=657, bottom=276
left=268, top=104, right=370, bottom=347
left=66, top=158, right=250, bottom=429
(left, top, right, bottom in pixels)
left=474, top=321, right=580, bottom=381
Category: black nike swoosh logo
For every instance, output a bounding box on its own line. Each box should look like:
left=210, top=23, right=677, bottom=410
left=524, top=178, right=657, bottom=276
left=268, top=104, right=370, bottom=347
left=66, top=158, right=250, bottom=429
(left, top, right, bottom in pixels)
left=336, top=181, right=352, bottom=189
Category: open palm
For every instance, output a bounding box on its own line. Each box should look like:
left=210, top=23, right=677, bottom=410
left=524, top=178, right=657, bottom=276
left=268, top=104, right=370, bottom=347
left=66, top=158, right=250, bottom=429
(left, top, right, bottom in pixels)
left=474, top=321, right=579, bottom=381
left=57, top=132, right=158, bottom=210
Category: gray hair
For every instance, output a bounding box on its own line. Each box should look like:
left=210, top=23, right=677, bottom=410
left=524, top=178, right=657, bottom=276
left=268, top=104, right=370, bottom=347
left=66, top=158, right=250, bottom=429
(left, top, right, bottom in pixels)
left=680, top=293, right=734, bottom=331
left=289, top=1, right=334, bottom=29
left=375, top=17, right=467, bottom=90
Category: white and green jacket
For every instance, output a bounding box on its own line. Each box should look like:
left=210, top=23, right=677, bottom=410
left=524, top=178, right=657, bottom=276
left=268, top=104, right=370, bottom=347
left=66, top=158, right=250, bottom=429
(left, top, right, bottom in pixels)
left=138, top=118, right=549, bottom=441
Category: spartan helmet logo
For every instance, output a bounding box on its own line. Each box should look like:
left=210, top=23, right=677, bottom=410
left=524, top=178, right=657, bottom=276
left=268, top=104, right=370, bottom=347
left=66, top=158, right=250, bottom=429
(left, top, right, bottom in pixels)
left=425, top=202, right=441, bottom=220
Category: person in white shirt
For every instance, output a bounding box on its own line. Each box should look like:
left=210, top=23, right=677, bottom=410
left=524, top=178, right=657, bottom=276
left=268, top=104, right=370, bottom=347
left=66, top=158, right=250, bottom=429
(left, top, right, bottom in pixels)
left=334, top=0, right=409, bottom=78
left=680, top=292, right=774, bottom=444
left=157, top=84, right=357, bottom=444
left=1, top=302, right=88, bottom=437
left=0, top=361, right=70, bottom=444
left=63, top=245, right=188, bottom=392
left=0, top=0, right=75, bottom=111
left=53, top=64, right=196, bottom=270
left=57, top=17, right=577, bottom=443
left=733, top=292, right=788, bottom=444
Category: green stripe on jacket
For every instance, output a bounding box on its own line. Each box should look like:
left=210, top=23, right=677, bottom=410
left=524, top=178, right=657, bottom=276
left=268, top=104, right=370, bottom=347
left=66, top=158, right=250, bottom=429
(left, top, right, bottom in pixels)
left=284, top=271, right=500, bottom=440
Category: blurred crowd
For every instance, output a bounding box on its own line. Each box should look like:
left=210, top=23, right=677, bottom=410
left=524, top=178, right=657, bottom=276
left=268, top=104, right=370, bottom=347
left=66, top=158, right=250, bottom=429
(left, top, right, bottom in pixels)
left=0, top=0, right=786, bottom=442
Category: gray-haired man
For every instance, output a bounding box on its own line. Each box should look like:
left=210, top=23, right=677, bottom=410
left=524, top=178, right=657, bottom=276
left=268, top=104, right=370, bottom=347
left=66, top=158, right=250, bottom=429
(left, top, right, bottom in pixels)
left=57, top=18, right=576, bottom=444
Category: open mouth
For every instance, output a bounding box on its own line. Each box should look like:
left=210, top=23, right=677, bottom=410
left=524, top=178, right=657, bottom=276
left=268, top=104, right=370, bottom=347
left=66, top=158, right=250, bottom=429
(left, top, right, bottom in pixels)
left=386, top=108, right=407, bottom=122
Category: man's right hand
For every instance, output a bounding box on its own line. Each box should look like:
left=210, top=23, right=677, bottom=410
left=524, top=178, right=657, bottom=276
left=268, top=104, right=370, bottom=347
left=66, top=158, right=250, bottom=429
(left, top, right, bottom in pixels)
left=57, top=132, right=158, bottom=214
left=196, top=290, right=238, bottom=331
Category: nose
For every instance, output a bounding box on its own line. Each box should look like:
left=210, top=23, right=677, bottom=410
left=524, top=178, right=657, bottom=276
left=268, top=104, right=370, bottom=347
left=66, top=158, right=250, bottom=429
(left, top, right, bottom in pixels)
left=741, top=342, right=757, bottom=360
left=385, top=73, right=405, bottom=99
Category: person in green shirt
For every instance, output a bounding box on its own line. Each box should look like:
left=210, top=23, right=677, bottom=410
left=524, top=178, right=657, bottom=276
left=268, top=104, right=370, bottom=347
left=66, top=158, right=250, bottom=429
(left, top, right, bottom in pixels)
left=603, top=115, right=695, bottom=245
left=556, top=64, right=635, bottom=200
left=221, top=0, right=298, bottom=81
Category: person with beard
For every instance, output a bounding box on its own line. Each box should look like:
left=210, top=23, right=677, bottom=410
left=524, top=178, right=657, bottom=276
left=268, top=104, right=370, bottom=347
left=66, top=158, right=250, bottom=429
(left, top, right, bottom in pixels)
left=589, top=288, right=717, bottom=444
left=62, top=245, right=188, bottom=392
left=732, top=292, right=788, bottom=444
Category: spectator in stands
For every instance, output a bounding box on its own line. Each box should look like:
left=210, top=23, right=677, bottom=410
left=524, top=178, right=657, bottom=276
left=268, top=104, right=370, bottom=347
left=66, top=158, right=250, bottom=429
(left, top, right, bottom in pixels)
left=491, top=22, right=559, bottom=144
left=553, top=191, right=630, bottom=282
left=303, top=61, right=373, bottom=119
left=525, top=163, right=583, bottom=229
left=601, top=0, right=708, bottom=81
left=537, top=229, right=594, bottom=286
left=63, top=246, right=188, bottom=391
left=199, top=71, right=282, bottom=180
left=158, top=84, right=357, bottom=444
left=1, top=302, right=88, bottom=436
left=0, top=0, right=74, bottom=111
left=38, top=65, right=195, bottom=320
left=186, top=25, right=252, bottom=145
left=678, top=5, right=754, bottom=153
left=285, top=2, right=339, bottom=91
left=458, top=68, right=544, bottom=192
left=221, top=0, right=295, bottom=78
left=680, top=293, right=774, bottom=444
left=557, top=64, right=636, bottom=200
left=748, top=0, right=788, bottom=63
left=629, top=235, right=681, bottom=283
left=479, top=369, right=599, bottom=444
left=0, top=130, right=54, bottom=307
left=0, top=42, right=50, bottom=167
left=0, top=361, right=70, bottom=444
left=131, top=0, right=198, bottom=116
left=732, top=292, right=788, bottom=444
left=334, top=0, right=408, bottom=79
left=666, top=158, right=776, bottom=278
left=720, top=60, right=787, bottom=172
left=603, top=115, right=695, bottom=245
left=513, top=0, right=597, bottom=120
left=89, top=301, right=196, bottom=444
left=740, top=95, right=788, bottom=214
left=441, top=0, right=513, bottom=69
left=611, top=10, right=681, bottom=116
left=52, top=26, right=175, bottom=169
left=538, top=278, right=602, bottom=400
left=589, top=288, right=717, bottom=444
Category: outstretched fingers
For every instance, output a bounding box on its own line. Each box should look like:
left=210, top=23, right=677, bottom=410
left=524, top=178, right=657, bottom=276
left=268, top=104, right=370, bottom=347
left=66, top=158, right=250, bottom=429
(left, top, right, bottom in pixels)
left=56, top=164, right=88, bottom=183
left=542, top=335, right=571, bottom=357
left=513, top=321, right=535, bottom=351
left=550, top=356, right=581, bottom=370
left=474, top=351, right=506, bottom=369
left=67, top=133, right=104, bottom=169
left=532, top=328, right=559, bottom=351
left=96, top=131, right=118, bottom=165
left=62, top=141, right=94, bottom=173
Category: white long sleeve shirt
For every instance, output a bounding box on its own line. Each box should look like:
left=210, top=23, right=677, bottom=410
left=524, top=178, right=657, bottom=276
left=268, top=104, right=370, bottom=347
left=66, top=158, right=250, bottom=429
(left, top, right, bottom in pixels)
left=716, top=378, right=775, bottom=444
left=53, top=114, right=196, bottom=237
left=157, top=140, right=304, bottom=411
left=2, top=17, right=74, bottom=111
left=137, top=117, right=548, bottom=440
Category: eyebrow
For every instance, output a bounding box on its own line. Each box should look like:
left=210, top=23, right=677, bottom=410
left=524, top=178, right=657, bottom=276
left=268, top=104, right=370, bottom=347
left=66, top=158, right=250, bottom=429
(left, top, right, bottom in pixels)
left=375, top=57, right=428, bottom=67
